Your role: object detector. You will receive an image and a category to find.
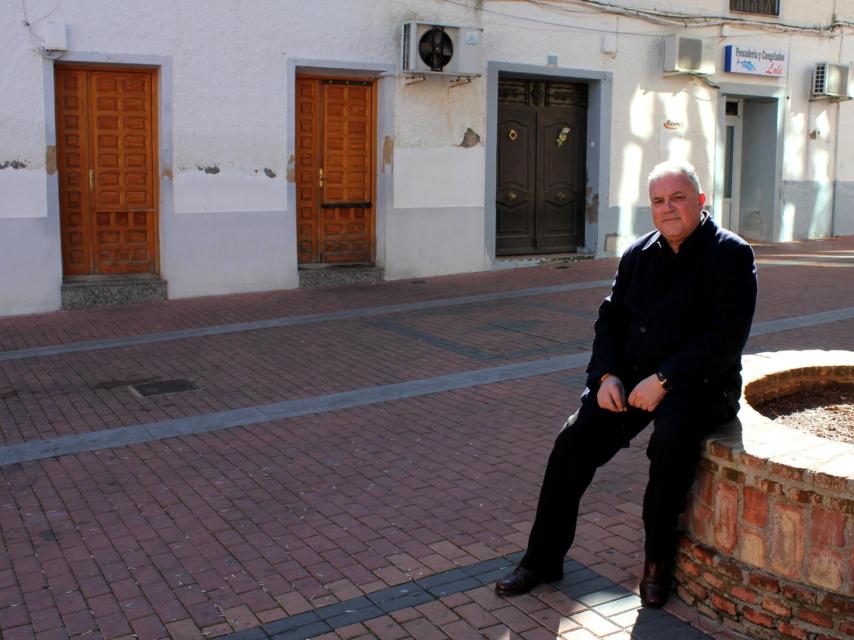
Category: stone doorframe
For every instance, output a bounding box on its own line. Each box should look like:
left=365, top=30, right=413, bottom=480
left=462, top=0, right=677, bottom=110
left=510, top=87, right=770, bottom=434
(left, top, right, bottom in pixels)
left=485, top=61, right=613, bottom=264
left=712, top=82, right=785, bottom=243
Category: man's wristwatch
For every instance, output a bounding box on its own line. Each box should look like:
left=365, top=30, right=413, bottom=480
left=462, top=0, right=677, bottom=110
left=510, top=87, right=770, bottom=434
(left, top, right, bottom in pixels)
left=655, top=371, right=672, bottom=391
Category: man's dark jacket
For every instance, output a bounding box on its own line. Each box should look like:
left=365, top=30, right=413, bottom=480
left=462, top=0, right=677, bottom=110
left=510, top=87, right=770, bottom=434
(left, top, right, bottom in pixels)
left=585, top=213, right=757, bottom=401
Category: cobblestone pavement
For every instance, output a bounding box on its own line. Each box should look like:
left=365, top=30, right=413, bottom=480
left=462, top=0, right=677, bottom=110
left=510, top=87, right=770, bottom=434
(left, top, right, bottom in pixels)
left=0, top=236, right=852, bottom=640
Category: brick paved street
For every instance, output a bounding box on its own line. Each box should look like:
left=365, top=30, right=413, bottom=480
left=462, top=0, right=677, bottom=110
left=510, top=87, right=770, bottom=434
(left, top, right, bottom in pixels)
left=1, top=236, right=852, bottom=639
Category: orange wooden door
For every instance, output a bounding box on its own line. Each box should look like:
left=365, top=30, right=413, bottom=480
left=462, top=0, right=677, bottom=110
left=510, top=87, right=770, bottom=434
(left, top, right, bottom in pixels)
left=55, top=66, right=158, bottom=275
left=296, top=77, right=375, bottom=264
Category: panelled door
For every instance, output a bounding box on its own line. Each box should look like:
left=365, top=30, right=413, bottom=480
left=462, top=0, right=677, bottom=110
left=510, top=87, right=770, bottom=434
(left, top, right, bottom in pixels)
left=497, top=78, right=587, bottom=255
left=55, top=65, right=158, bottom=275
left=296, top=76, right=375, bottom=264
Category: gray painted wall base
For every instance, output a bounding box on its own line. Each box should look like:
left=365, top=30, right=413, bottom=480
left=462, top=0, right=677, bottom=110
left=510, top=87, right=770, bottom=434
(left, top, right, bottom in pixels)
left=834, top=181, right=854, bottom=237
left=61, top=277, right=168, bottom=310
left=780, top=180, right=834, bottom=240
left=298, top=266, right=384, bottom=289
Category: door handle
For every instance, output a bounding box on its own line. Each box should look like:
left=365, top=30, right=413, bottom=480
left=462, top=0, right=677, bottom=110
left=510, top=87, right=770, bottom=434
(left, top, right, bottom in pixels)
left=89, top=169, right=95, bottom=192
left=318, top=167, right=325, bottom=189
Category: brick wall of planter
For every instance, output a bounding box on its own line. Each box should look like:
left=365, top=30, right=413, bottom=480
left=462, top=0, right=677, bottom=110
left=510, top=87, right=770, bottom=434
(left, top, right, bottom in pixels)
left=676, top=535, right=854, bottom=639
left=676, top=352, right=854, bottom=640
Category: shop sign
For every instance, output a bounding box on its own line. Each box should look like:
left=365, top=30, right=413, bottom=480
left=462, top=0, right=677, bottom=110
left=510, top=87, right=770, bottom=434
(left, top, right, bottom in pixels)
left=724, top=44, right=787, bottom=77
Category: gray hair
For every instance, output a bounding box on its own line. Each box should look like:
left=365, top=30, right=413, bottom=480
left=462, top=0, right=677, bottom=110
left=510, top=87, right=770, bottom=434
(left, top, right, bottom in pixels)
left=647, top=161, right=702, bottom=194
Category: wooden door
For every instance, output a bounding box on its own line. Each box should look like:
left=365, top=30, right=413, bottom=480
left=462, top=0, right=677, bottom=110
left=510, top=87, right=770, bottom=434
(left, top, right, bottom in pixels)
left=296, top=77, right=375, bottom=264
left=497, top=78, right=587, bottom=256
left=55, top=66, right=158, bottom=275
left=538, top=107, right=587, bottom=252
left=497, top=106, right=537, bottom=253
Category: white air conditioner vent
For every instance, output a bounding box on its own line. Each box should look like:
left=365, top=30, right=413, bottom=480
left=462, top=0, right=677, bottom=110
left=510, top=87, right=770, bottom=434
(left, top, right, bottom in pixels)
left=811, top=62, right=853, bottom=100
left=663, top=36, right=710, bottom=74
left=401, top=22, right=483, bottom=76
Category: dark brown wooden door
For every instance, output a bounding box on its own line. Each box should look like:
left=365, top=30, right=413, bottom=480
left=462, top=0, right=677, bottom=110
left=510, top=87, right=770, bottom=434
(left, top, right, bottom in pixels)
left=55, top=66, right=158, bottom=275
left=296, top=77, right=375, bottom=264
left=497, top=78, right=587, bottom=255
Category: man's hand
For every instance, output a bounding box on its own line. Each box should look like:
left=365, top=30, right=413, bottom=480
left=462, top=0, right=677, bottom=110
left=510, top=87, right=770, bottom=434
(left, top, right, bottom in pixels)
left=597, top=375, right=627, bottom=412
left=628, top=374, right=667, bottom=412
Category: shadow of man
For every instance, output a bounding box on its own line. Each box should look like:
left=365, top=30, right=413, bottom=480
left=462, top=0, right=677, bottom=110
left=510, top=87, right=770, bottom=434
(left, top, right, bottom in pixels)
left=629, top=607, right=711, bottom=639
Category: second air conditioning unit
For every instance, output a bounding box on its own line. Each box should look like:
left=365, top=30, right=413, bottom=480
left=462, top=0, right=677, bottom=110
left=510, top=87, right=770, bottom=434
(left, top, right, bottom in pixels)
left=811, top=62, right=853, bottom=100
left=663, top=36, right=709, bottom=74
left=401, top=22, right=483, bottom=76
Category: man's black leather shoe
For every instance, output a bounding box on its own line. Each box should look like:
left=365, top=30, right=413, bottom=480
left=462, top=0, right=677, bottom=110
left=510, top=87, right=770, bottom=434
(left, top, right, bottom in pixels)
left=639, top=561, right=672, bottom=608
left=494, top=566, right=562, bottom=596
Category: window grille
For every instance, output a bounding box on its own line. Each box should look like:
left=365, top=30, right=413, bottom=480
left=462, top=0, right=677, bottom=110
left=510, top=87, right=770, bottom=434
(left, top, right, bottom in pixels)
left=730, top=0, right=780, bottom=16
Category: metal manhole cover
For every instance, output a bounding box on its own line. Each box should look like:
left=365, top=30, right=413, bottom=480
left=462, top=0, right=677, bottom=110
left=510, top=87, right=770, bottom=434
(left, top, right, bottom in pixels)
left=131, top=379, right=198, bottom=397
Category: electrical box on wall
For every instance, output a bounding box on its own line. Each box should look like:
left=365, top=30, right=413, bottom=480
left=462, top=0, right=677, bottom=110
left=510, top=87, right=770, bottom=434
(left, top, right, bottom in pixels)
left=401, top=22, right=483, bottom=76
left=663, top=36, right=713, bottom=75
left=811, top=63, right=853, bottom=100
left=44, top=22, right=68, bottom=51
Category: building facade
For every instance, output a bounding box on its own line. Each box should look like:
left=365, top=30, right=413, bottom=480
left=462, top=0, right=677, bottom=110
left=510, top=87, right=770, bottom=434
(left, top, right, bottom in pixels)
left=1, top=0, right=852, bottom=316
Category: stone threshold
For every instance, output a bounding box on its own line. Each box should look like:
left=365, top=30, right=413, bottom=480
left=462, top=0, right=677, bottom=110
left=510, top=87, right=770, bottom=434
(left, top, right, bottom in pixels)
left=61, top=274, right=167, bottom=310
left=495, top=251, right=594, bottom=270
left=298, top=264, right=384, bottom=288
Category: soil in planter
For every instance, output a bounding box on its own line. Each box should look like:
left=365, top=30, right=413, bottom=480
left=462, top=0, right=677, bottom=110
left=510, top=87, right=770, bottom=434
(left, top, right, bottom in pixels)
left=755, top=382, right=854, bottom=446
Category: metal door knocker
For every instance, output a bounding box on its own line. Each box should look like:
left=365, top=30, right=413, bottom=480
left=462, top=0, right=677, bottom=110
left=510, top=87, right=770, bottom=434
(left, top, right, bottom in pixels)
left=506, top=191, right=517, bottom=201
left=508, top=128, right=518, bottom=141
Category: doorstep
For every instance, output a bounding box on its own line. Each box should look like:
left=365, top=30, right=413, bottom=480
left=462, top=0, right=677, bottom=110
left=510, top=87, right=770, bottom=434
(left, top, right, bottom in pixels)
left=61, top=274, right=168, bottom=310
left=495, top=252, right=594, bottom=270
left=298, top=264, right=384, bottom=289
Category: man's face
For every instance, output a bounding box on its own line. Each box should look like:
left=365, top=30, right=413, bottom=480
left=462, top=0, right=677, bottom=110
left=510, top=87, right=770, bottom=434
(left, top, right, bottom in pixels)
left=649, top=172, right=706, bottom=251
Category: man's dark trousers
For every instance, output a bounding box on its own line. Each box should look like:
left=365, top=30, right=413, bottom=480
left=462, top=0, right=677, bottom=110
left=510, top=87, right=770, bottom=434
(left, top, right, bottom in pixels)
left=519, top=384, right=737, bottom=576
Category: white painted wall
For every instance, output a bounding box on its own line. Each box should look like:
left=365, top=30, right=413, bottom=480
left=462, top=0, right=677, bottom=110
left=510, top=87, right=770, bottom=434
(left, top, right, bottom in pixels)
left=384, top=206, right=486, bottom=279
left=393, top=147, right=485, bottom=209
left=0, top=170, right=48, bottom=219
left=0, top=0, right=851, bottom=315
left=162, top=210, right=297, bottom=298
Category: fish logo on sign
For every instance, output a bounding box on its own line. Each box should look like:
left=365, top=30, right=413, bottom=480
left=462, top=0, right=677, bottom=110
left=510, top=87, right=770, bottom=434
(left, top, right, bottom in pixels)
left=739, top=60, right=756, bottom=72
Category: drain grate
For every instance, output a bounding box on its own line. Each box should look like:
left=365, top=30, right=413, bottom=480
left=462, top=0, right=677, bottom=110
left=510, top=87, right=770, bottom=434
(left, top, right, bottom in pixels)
left=94, top=377, right=158, bottom=390
left=131, top=379, right=198, bottom=397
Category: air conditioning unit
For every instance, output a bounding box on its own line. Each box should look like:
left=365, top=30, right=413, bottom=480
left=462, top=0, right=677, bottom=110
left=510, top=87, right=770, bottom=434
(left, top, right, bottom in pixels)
left=663, top=36, right=710, bottom=75
left=811, top=62, right=853, bottom=99
left=401, top=22, right=483, bottom=76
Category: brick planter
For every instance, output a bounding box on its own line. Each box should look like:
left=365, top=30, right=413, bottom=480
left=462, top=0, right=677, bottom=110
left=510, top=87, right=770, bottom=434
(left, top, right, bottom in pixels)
left=676, top=350, right=854, bottom=640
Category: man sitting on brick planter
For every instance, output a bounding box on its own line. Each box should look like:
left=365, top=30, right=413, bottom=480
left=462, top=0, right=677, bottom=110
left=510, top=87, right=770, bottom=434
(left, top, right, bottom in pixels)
left=495, top=161, right=757, bottom=607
